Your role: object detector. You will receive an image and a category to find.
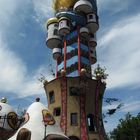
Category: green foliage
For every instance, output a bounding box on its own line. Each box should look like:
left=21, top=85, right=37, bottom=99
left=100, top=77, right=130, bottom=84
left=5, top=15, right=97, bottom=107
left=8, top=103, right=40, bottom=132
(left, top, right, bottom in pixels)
left=109, top=112, right=140, bottom=140
left=93, top=64, right=108, bottom=81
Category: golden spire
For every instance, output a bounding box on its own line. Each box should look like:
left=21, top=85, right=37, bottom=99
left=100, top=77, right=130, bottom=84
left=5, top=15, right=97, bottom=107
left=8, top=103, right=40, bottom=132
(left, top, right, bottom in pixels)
left=52, top=0, right=77, bottom=11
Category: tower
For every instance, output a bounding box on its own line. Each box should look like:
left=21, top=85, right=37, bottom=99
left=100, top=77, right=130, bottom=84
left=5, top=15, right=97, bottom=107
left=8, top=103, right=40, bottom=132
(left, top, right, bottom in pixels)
left=44, top=0, right=106, bottom=140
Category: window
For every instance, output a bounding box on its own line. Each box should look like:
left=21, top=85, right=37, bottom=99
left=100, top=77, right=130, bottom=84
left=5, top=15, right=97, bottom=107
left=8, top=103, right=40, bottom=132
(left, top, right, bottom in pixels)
left=99, top=119, right=103, bottom=127
left=89, top=14, right=93, bottom=19
left=69, top=87, right=79, bottom=96
left=71, top=113, right=78, bottom=126
left=49, top=91, right=55, bottom=104
left=60, top=20, right=65, bottom=28
left=66, top=20, right=70, bottom=26
left=54, top=24, right=58, bottom=27
left=90, top=33, right=95, bottom=38
left=88, top=14, right=96, bottom=22
left=90, top=50, right=93, bottom=54
left=87, top=114, right=95, bottom=131
left=53, top=29, right=58, bottom=35
left=53, top=107, right=61, bottom=116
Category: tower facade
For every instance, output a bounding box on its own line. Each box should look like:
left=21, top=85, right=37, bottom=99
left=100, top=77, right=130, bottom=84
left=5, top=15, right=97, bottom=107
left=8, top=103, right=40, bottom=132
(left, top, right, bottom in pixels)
left=45, top=0, right=106, bottom=140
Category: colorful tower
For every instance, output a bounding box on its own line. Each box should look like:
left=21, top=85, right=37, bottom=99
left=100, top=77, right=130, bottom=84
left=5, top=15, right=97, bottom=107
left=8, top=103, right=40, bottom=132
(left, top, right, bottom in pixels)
left=45, top=0, right=106, bottom=140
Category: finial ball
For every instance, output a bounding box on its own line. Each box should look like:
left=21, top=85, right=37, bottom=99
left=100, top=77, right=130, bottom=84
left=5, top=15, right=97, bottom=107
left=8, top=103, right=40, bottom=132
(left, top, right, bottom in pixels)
left=61, top=69, right=66, bottom=76
left=36, top=97, right=40, bottom=102
left=1, top=97, right=7, bottom=103
left=80, top=68, right=87, bottom=75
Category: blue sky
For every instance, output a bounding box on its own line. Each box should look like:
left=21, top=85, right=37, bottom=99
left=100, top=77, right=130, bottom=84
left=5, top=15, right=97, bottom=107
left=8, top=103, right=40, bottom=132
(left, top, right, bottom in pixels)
left=0, top=0, right=140, bottom=132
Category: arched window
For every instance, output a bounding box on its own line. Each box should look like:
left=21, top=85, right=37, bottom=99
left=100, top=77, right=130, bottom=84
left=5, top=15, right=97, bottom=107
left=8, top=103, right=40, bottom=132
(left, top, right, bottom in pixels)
left=60, top=20, right=66, bottom=28
left=16, top=128, right=31, bottom=140
left=49, top=91, right=55, bottom=104
left=53, top=107, right=61, bottom=116
left=53, top=29, right=58, bottom=35
left=44, top=134, right=69, bottom=140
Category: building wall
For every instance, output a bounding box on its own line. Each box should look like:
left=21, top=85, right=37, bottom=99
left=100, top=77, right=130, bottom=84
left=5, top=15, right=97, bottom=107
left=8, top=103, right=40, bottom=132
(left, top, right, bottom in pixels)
left=44, top=78, right=62, bottom=123
left=44, top=77, right=106, bottom=140
left=67, top=77, right=80, bottom=137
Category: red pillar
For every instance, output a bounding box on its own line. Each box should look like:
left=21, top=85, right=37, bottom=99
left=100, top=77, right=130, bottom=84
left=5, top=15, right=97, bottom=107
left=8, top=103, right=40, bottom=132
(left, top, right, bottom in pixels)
left=60, top=77, right=67, bottom=134
left=64, top=39, right=67, bottom=72
left=77, top=26, right=81, bottom=76
left=56, top=60, right=58, bottom=78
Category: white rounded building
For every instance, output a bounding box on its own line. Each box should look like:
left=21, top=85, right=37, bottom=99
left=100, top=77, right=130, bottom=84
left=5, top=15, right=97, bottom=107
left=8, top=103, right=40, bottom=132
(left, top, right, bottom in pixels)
left=0, top=98, right=19, bottom=139
left=74, top=0, right=93, bottom=14
left=46, top=17, right=62, bottom=49
left=88, top=33, right=97, bottom=48
left=86, top=13, right=99, bottom=34
left=58, top=17, right=71, bottom=36
left=9, top=99, right=69, bottom=140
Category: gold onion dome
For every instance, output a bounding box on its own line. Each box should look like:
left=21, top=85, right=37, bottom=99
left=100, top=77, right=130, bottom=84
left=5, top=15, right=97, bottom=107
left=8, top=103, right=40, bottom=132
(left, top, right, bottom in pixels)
left=46, top=17, right=58, bottom=29
left=53, top=0, right=77, bottom=11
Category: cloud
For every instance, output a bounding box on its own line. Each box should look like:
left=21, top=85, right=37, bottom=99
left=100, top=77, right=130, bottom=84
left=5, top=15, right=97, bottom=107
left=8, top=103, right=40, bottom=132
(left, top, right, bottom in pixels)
left=0, top=0, right=31, bottom=32
left=0, top=0, right=18, bottom=26
left=0, top=35, right=26, bottom=92
left=97, top=0, right=134, bottom=14
left=0, top=32, right=53, bottom=97
left=102, top=100, right=140, bottom=132
left=103, top=99, right=140, bottom=113
left=0, top=35, right=44, bottom=97
left=0, top=31, right=54, bottom=98
left=32, top=0, right=53, bottom=27
left=0, top=36, right=54, bottom=98
left=104, top=118, right=119, bottom=133
left=102, top=103, right=120, bottom=112
left=97, top=13, right=140, bottom=90
left=120, top=100, right=140, bottom=113
left=0, top=0, right=52, bottom=98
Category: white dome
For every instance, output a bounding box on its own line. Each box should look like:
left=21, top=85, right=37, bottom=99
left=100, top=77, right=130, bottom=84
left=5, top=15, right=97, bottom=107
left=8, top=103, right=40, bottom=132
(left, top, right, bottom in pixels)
left=9, top=102, right=68, bottom=140
left=0, top=102, right=17, bottom=130
left=0, top=102, right=15, bottom=115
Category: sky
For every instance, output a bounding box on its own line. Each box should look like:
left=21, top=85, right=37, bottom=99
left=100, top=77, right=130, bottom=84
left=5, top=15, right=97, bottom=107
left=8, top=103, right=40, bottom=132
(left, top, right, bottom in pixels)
left=0, top=0, right=140, bottom=133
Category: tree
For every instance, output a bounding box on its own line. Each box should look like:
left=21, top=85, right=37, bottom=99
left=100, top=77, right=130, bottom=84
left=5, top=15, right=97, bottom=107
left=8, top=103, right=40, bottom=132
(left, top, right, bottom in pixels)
left=109, top=112, right=140, bottom=140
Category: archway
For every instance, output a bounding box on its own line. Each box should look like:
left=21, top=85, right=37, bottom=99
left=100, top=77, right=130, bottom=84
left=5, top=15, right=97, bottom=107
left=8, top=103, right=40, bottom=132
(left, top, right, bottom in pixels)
left=69, top=136, right=80, bottom=140
left=16, top=128, right=31, bottom=140
left=44, top=134, right=69, bottom=140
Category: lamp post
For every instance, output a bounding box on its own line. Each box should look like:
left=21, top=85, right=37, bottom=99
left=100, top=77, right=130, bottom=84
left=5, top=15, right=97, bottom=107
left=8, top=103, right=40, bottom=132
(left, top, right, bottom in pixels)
left=44, top=123, right=47, bottom=140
